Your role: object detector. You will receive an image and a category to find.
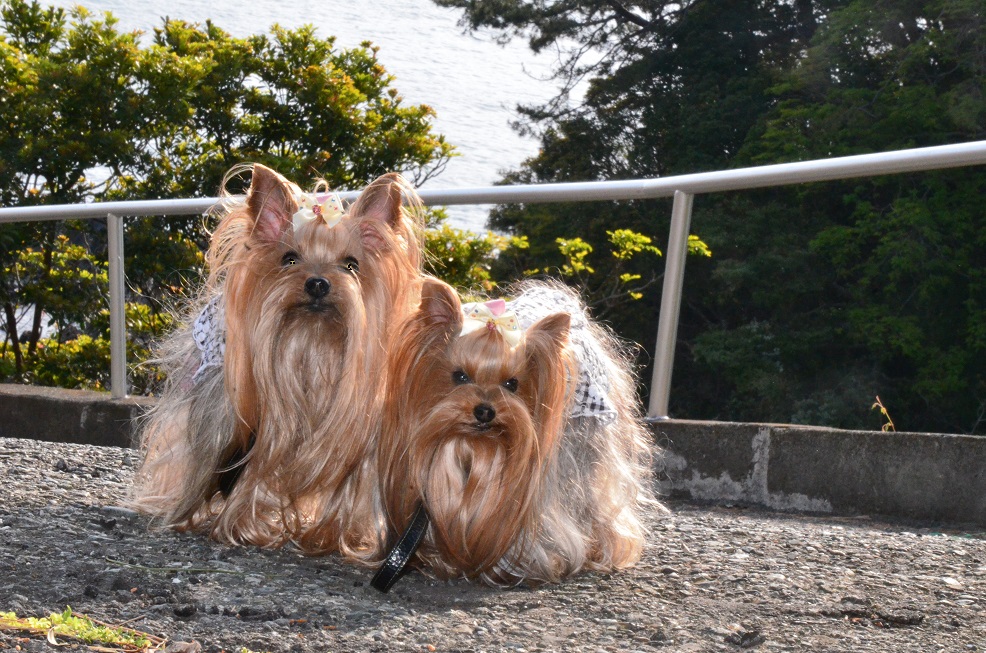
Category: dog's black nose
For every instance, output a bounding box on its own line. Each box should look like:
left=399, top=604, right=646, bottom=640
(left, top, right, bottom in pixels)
left=473, top=403, right=496, bottom=424
left=304, top=277, right=331, bottom=299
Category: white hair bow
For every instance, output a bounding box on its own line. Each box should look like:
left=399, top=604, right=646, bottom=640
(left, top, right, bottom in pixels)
left=293, top=193, right=345, bottom=233
left=460, top=299, right=522, bottom=347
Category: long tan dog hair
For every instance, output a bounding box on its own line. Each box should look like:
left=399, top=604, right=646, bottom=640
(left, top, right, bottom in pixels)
left=378, top=277, right=659, bottom=585
left=133, top=164, right=424, bottom=558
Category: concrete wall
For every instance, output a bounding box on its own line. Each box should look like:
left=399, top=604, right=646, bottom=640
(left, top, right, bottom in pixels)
left=0, top=383, right=151, bottom=448
left=654, top=420, right=986, bottom=525
left=1, top=383, right=983, bottom=525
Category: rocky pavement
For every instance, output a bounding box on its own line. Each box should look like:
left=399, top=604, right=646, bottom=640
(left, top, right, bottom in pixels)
left=1, top=437, right=983, bottom=652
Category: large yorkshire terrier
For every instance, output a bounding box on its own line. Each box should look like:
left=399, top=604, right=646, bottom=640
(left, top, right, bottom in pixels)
left=378, top=277, right=657, bottom=585
left=133, top=163, right=423, bottom=557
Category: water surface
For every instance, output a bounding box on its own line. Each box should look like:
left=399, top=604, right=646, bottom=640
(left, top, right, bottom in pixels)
left=48, top=0, right=562, bottom=230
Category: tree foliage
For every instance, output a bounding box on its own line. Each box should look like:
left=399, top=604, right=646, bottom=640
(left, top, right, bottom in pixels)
left=439, top=0, right=986, bottom=434
left=0, top=0, right=455, bottom=386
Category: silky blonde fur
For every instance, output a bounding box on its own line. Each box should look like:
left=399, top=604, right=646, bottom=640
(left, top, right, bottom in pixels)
left=378, top=278, right=659, bottom=585
left=132, top=164, right=424, bottom=558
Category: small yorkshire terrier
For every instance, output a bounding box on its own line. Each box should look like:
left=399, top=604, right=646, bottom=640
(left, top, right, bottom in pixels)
left=133, top=163, right=423, bottom=557
left=378, top=277, right=657, bottom=585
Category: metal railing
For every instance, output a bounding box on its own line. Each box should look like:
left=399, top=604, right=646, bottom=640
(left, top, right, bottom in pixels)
left=4, top=140, right=986, bottom=418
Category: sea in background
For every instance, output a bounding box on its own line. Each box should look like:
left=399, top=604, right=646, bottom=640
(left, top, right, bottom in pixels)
left=46, top=0, right=564, bottom=232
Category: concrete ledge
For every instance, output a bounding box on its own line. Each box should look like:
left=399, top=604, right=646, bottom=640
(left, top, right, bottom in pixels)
left=0, top=383, right=153, bottom=448
left=2, top=385, right=984, bottom=524
left=654, top=419, right=986, bottom=525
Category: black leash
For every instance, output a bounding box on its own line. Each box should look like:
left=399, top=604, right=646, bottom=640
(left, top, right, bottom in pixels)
left=370, top=503, right=430, bottom=593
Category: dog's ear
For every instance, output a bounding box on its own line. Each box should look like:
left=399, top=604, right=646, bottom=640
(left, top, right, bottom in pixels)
left=524, top=312, right=571, bottom=366
left=522, top=312, right=573, bottom=436
left=247, top=164, right=299, bottom=243
left=419, top=278, right=463, bottom=332
left=350, top=172, right=412, bottom=252
left=524, top=313, right=572, bottom=378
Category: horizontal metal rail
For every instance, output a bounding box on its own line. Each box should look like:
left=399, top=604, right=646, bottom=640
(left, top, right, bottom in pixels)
left=3, top=140, right=986, bottom=411
left=4, top=141, right=986, bottom=223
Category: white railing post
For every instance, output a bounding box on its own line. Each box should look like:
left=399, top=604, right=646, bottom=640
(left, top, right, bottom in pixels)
left=106, top=213, right=127, bottom=399
left=647, top=190, right=695, bottom=420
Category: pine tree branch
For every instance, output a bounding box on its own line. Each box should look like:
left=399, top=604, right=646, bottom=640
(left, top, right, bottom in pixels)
left=603, top=0, right=655, bottom=29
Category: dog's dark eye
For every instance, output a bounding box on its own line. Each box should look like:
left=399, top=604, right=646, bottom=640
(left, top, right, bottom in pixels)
left=502, top=378, right=518, bottom=393
left=281, top=251, right=299, bottom=267
left=451, top=370, right=471, bottom=386
left=343, top=256, right=359, bottom=274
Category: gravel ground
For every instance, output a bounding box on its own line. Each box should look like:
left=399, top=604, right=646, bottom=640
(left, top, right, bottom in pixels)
left=0, top=436, right=984, bottom=653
